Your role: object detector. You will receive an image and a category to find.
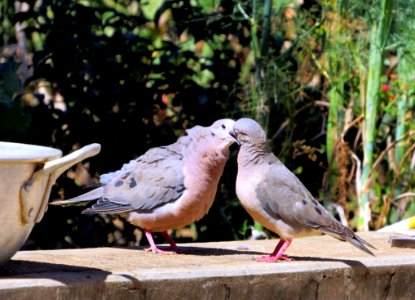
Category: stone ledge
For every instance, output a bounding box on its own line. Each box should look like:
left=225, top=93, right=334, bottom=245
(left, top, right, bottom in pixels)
left=1, top=232, right=414, bottom=299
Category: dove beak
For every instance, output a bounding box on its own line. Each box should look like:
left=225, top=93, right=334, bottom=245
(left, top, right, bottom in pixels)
left=229, top=130, right=241, bottom=146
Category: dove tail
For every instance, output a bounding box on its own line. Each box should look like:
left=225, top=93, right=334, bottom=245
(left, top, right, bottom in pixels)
left=49, top=187, right=104, bottom=207
left=81, top=198, right=134, bottom=214
left=348, top=234, right=376, bottom=256
left=306, top=220, right=377, bottom=256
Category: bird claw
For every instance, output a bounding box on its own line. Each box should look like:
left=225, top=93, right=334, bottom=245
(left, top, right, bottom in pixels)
left=144, top=247, right=175, bottom=254
left=144, top=246, right=191, bottom=255
left=256, top=255, right=293, bottom=262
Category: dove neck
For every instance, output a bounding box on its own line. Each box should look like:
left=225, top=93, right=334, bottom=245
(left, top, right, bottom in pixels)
left=238, top=142, right=269, bottom=167
left=185, top=142, right=230, bottom=175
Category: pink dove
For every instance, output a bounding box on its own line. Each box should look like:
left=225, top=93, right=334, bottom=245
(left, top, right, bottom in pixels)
left=230, top=118, right=375, bottom=262
left=52, top=119, right=238, bottom=254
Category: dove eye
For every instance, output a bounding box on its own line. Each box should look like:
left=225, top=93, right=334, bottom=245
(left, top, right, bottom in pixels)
left=221, top=124, right=226, bottom=129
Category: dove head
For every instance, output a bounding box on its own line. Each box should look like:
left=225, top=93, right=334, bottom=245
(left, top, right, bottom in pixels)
left=209, top=118, right=240, bottom=147
left=231, top=118, right=267, bottom=146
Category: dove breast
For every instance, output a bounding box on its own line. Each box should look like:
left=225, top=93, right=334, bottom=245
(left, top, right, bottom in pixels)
left=236, top=160, right=317, bottom=240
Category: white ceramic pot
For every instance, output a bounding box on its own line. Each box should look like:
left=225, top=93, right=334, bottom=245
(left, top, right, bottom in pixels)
left=0, top=142, right=101, bottom=264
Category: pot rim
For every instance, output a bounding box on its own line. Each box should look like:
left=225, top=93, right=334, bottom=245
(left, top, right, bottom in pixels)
left=0, top=141, right=62, bottom=163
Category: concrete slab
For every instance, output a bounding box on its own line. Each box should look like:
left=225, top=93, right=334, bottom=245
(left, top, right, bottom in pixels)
left=1, top=232, right=414, bottom=299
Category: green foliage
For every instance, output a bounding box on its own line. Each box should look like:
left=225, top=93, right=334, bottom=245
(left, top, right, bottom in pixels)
left=0, top=57, right=30, bottom=139
left=2, top=0, right=414, bottom=250
left=0, top=0, right=16, bottom=46
left=6, top=0, right=250, bottom=249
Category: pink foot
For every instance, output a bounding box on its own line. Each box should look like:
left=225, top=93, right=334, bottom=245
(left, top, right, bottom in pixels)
left=143, top=230, right=191, bottom=254
left=144, top=230, right=175, bottom=254
left=257, top=239, right=293, bottom=263
left=144, top=246, right=175, bottom=254
left=256, top=255, right=292, bottom=262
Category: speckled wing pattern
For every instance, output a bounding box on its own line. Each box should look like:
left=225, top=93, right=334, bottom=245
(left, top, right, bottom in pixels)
left=255, top=154, right=354, bottom=239
left=83, top=145, right=186, bottom=214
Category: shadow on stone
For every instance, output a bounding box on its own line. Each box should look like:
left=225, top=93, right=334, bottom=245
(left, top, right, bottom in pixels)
left=133, top=245, right=267, bottom=256
left=0, top=260, right=111, bottom=283
left=290, top=256, right=369, bottom=269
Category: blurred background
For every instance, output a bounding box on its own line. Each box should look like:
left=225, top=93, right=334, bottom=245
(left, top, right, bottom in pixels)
left=1, top=0, right=414, bottom=250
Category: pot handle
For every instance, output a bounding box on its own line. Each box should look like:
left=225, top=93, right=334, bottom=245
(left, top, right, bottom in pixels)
left=20, top=143, right=101, bottom=224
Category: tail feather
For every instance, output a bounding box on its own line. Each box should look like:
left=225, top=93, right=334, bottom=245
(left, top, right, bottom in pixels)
left=349, top=235, right=376, bottom=256
left=50, top=187, right=104, bottom=207
left=325, top=230, right=376, bottom=256
left=81, top=198, right=134, bottom=214
left=306, top=220, right=376, bottom=256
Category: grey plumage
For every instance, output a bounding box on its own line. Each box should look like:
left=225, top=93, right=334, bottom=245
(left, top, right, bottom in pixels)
left=232, top=118, right=376, bottom=261
left=51, top=119, right=238, bottom=253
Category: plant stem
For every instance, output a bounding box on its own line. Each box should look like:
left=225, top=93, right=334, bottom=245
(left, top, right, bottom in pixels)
left=236, top=1, right=261, bottom=119
left=255, top=0, right=273, bottom=130
left=326, top=84, right=344, bottom=165
left=359, top=0, right=393, bottom=231
left=395, top=49, right=414, bottom=167
left=260, top=0, right=272, bottom=58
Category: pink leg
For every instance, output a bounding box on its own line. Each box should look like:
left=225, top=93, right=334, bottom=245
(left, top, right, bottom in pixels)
left=257, top=239, right=292, bottom=262
left=144, top=230, right=175, bottom=254
left=162, top=231, right=177, bottom=248
left=162, top=231, right=191, bottom=254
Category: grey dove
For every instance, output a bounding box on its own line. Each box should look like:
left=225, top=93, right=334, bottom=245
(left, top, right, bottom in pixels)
left=51, top=119, right=238, bottom=254
left=230, top=118, right=375, bottom=262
